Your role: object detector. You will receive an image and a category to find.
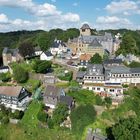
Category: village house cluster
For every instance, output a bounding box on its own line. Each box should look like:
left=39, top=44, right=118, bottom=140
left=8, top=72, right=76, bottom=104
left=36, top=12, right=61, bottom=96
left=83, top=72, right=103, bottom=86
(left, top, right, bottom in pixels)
left=77, top=59, right=140, bottom=98
left=0, top=23, right=140, bottom=111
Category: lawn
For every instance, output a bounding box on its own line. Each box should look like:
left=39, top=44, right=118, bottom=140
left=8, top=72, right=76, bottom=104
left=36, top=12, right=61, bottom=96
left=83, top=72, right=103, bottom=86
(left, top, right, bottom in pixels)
left=67, top=90, right=97, bottom=105
left=20, top=79, right=41, bottom=92
left=0, top=100, right=77, bottom=140
left=20, top=101, right=41, bottom=129
left=10, top=61, right=33, bottom=72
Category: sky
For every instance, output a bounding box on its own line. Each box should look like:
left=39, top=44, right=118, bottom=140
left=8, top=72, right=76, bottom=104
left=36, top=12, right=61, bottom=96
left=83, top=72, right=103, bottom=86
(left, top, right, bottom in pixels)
left=0, top=0, right=140, bottom=32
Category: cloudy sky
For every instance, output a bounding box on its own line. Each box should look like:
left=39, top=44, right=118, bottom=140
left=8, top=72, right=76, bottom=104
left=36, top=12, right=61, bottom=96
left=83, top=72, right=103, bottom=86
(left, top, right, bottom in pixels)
left=0, top=0, right=140, bottom=32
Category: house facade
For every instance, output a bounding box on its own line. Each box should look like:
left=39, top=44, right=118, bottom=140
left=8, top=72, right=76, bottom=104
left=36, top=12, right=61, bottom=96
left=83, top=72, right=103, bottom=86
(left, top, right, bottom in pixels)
left=0, top=86, right=30, bottom=111
left=50, top=40, right=67, bottom=56
left=40, top=51, right=53, bottom=61
left=43, top=85, right=74, bottom=109
left=79, top=54, right=91, bottom=67
left=0, top=66, right=9, bottom=73
left=2, top=48, right=23, bottom=66
left=77, top=59, right=140, bottom=97
left=35, top=47, right=43, bottom=56
left=68, top=24, right=113, bottom=56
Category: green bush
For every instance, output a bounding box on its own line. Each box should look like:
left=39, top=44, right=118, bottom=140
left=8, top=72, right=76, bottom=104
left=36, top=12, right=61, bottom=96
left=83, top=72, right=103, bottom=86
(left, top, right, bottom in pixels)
left=11, top=110, right=24, bottom=119
left=70, top=104, right=96, bottom=134
left=37, top=110, right=48, bottom=123
left=58, top=71, right=73, bottom=81
left=0, top=72, right=11, bottom=82
left=13, top=65, right=28, bottom=83
left=32, top=59, right=52, bottom=74
left=1, top=116, right=9, bottom=124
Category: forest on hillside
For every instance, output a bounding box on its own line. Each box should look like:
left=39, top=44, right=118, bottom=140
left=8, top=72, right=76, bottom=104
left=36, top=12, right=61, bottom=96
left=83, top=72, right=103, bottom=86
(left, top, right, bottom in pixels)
left=0, top=28, right=140, bottom=58
left=0, top=28, right=80, bottom=57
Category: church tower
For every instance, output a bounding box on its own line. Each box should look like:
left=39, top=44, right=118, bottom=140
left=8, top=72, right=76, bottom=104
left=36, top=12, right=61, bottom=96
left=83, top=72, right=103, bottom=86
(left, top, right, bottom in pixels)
left=80, top=24, right=91, bottom=36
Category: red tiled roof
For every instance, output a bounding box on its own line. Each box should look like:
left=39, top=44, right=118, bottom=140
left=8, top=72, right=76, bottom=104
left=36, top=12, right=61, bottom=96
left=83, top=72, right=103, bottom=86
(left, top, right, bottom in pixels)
left=80, top=54, right=91, bottom=61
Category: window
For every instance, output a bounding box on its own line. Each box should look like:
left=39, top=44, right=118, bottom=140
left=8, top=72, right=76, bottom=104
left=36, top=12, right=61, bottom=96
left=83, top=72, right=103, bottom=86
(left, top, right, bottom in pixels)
left=110, top=89, right=114, bottom=92
left=97, top=88, right=100, bottom=91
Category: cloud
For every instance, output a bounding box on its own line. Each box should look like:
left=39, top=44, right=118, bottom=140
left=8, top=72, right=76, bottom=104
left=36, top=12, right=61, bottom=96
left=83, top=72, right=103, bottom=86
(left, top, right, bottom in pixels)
left=96, top=16, right=131, bottom=24
left=0, top=0, right=80, bottom=20
left=96, top=16, right=133, bottom=29
left=0, top=0, right=80, bottom=32
left=0, top=0, right=61, bottom=16
left=0, top=13, right=80, bottom=32
left=0, top=13, right=9, bottom=23
left=105, top=0, right=140, bottom=15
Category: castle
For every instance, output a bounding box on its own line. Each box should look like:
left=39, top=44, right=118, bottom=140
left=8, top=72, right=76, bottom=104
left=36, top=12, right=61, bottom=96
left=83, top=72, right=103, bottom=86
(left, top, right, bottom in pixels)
left=68, top=24, right=115, bottom=57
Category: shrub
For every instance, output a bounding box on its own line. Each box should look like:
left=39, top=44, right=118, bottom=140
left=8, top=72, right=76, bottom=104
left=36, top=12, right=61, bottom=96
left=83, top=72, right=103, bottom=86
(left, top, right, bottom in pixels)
left=2, top=116, right=9, bottom=124
left=13, top=65, right=28, bottom=83
left=37, top=110, right=48, bottom=123
left=0, top=72, right=11, bottom=82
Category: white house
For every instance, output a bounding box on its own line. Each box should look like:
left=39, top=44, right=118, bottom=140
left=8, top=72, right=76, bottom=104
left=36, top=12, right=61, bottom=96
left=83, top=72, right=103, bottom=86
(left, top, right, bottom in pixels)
left=77, top=60, right=140, bottom=97
left=50, top=40, right=67, bottom=56
left=0, top=66, right=9, bottom=73
left=40, top=51, right=53, bottom=61
left=35, top=47, right=43, bottom=56
left=0, top=86, right=30, bottom=111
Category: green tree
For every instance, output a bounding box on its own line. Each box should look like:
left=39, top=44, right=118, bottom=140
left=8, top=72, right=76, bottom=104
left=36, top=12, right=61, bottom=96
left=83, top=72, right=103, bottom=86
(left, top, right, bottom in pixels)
left=0, top=72, right=11, bottom=82
left=32, top=59, right=52, bottom=74
left=116, top=33, right=138, bottom=56
left=12, top=110, right=24, bottom=119
left=95, top=95, right=103, bottom=105
left=37, top=110, right=48, bottom=123
left=104, top=97, right=112, bottom=109
left=107, top=118, right=140, bottom=140
left=37, top=32, right=54, bottom=51
left=52, top=103, right=69, bottom=126
left=70, top=105, right=96, bottom=134
left=13, top=65, right=28, bottom=83
left=19, top=41, right=35, bottom=58
left=1, top=116, right=9, bottom=124
left=90, top=53, right=103, bottom=64
left=129, top=61, right=140, bottom=68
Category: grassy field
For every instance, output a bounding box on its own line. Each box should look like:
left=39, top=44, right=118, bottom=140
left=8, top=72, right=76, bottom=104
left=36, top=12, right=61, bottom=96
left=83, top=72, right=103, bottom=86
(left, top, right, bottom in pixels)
left=20, top=101, right=41, bottom=129
left=0, top=101, right=77, bottom=140
left=20, top=79, right=41, bottom=92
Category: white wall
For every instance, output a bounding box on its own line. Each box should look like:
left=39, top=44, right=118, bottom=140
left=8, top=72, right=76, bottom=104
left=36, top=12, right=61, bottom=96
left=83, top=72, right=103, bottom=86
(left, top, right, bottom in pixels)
left=40, top=53, right=53, bottom=61
left=0, top=68, right=9, bottom=73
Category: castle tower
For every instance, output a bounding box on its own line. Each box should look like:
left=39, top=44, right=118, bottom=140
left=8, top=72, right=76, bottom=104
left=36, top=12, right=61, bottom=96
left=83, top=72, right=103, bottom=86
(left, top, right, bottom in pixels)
left=80, top=24, right=91, bottom=36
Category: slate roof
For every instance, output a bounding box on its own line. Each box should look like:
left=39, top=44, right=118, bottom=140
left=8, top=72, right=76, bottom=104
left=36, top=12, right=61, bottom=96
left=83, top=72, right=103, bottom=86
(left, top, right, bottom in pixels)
left=0, top=86, right=22, bottom=97
left=82, top=33, right=113, bottom=44
left=88, top=39, right=102, bottom=48
left=130, top=68, right=140, bottom=73
left=76, top=71, right=86, bottom=78
left=70, top=33, right=113, bottom=44
left=87, top=64, right=104, bottom=75
left=81, top=24, right=90, bottom=30
left=0, top=66, right=9, bottom=70
left=35, top=46, right=41, bottom=51
left=108, top=66, right=130, bottom=74
left=44, top=85, right=61, bottom=98
left=93, top=133, right=108, bottom=140
left=44, top=51, right=53, bottom=57
left=3, top=47, right=19, bottom=56
left=52, top=40, right=66, bottom=48
left=60, top=96, right=73, bottom=107
left=104, top=59, right=122, bottom=65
